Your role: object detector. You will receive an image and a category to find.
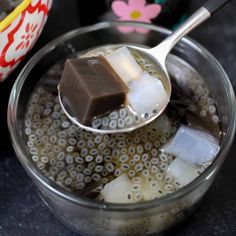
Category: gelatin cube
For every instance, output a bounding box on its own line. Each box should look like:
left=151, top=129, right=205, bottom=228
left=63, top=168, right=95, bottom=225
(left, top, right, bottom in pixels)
left=167, top=158, right=200, bottom=187
left=128, top=71, right=169, bottom=115
left=105, top=47, right=142, bottom=84
left=59, top=57, right=128, bottom=124
left=100, top=174, right=136, bottom=203
left=161, top=125, right=220, bottom=165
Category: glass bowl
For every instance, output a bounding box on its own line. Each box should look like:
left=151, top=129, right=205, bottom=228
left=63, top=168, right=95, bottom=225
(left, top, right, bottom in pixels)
left=8, top=22, right=236, bottom=236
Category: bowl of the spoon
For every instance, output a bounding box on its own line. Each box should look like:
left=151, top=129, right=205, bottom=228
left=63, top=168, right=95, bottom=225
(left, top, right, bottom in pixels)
left=58, top=44, right=171, bottom=134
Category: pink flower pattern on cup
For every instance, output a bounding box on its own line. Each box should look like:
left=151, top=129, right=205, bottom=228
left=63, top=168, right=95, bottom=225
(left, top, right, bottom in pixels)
left=112, top=0, right=161, bottom=33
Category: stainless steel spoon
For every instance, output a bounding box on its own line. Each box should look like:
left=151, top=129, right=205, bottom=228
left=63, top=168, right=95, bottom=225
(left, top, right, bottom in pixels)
left=58, top=0, right=230, bottom=134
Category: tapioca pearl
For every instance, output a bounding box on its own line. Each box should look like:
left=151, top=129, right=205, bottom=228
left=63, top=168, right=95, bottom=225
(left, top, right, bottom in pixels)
left=32, top=122, right=41, bottom=129
left=142, top=169, right=150, bottom=177
left=68, top=138, right=76, bottom=146
left=151, top=149, right=158, bottom=157
left=95, top=165, right=104, bottom=173
left=64, top=177, right=73, bottom=186
left=68, top=130, right=77, bottom=138
left=65, top=155, right=74, bottom=164
left=40, top=148, right=48, bottom=156
left=105, top=163, right=115, bottom=173
left=35, top=128, right=44, bottom=137
left=66, top=146, right=74, bottom=153
left=101, top=178, right=109, bottom=184
left=57, top=138, right=67, bottom=147
left=112, top=149, right=120, bottom=157
left=75, top=156, right=84, bottom=164
left=164, top=184, right=173, bottom=191
left=41, top=155, right=50, bottom=164
left=61, top=121, right=70, bottom=129
left=33, top=114, right=41, bottom=122
left=144, top=161, right=152, bottom=169
left=144, top=64, right=152, bottom=70
left=102, top=149, right=111, bottom=155
left=76, top=182, right=86, bottom=190
left=94, top=135, right=102, bottom=144
left=102, top=134, right=109, bottom=143
left=85, top=155, right=94, bottom=162
left=135, top=163, right=143, bottom=172
left=87, top=140, right=95, bottom=149
left=98, top=143, right=106, bottom=151
left=77, top=140, right=86, bottom=148
left=208, top=105, right=216, bottom=114
left=131, top=184, right=141, bottom=192
left=119, top=108, right=127, bottom=118
left=150, top=181, right=158, bottom=189
left=207, top=97, right=215, bottom=105
left=92, top=173, right=101, bottom=182
left=160, top=136, right=167, bottom=144
left=29, top=147, right=38, bottom=155
left=212, top=115, right=219, bottom=124
left=150, top=157, right=159, bottom=165
left=141, top=153, right=149, bottom=162
left=83, top=168, right=92, bottom=176
left=121, top=163, right=130, bottom=171
left=104, top=156, right=112, bottom=162
left=47, top=127, right=56, bottom=136
left=43, top=108, right=52, bottom=116
left=88, top=162, right=96, bottom=171
left=32, top=155, right=39, bottom=162
left=133, top=154, right=141, bottom=162
left=44, top=118, right=52, bottom=125
left=34, top=138, right=41, bottom=146
left=128, top=170, right=136, bottom=178
left=136, top=145, right=144, bottom=154
left=109, top=111, right=119, bottom=120
left=41, top=124, right=49, bottom=132
left=109, top=120, right=117, bottom=129
left=120, top=148, right=127, bottom=154
left=124, top=116, right=133, bottom=126
left=200, top=110, right=207, bottom=117
left=150, top=165, right=159, bottom=174
left=129, top=159, right=135, bottom=166
left=188, top=104, right=196, bottom=112
left=95, top=155, right=103, bottom=164
left=101, top=169, right=109, bottom=177
left=75, top=164, right=84, bottom=172
left=92, top=118, right=102, bottom=129
left=25, top=119, right=32, bottom=128
left=52, top=120, right=61, bottom=128
left=53, top=104, right=61, bottom=112
left=117, top=118, right=125, bottom=128
left=25, top=127, right=32, bottom=135
left=52, top=145, right=61, bottom=154
left=119, top=154, right=129, bottom=163
left=57, top=171, right=67, bottom=180
left=90, top=149, right=98, bottom=155
left=50, top=135, right=57, bottom=144
left=114, top=168, right=122, bottom=177
left=76, top=173, right=85, bottom=182
left=160, top=163, right=168, bottom=171
left=52, top=112, right=61, bottom=119
left=115, top=134, right=126, bottom=141
left=146, top=176, right=154, bottom=184
left=27, top=141, right=34, bottom=148
left=133, top=136, right=140, bottom=144
left=37, top=162, right=45, bottom=170
left=134, top=192, right=142, bottom=201
left=56, top=161, right=65, bottom=169
left=128, top=146, right=136, bottom=155
left=102, top=117, right=109, bottom=127
left=144, top=142, right=152, bottom=151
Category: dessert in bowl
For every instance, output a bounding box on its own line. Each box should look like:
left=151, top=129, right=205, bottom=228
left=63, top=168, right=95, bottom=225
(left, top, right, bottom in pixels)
left=8, top=22, right=236, bottom=235
left=0, top=0, right=53, bottom=81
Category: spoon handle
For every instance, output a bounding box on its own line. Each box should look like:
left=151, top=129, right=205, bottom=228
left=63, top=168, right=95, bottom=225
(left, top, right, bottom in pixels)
left=204, top=0, right=230, bottom=14
left=151, top=0, right=231, bottom=62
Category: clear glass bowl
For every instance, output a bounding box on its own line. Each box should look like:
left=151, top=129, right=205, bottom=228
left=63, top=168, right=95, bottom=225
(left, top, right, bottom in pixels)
left=8, top=22, right=236, bottom=236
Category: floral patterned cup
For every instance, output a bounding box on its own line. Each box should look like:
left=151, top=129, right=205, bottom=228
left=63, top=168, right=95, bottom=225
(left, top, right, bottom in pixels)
left=0, top=0, right=53, bottom=82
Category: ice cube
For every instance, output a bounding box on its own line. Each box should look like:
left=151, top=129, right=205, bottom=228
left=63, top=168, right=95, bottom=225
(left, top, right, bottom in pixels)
left=167, top=158, right=200, bottom=187
left=104, top=47, right=142, bottom=84
left=161, top=125, right=220, bottom=165
left=128, top=71, right=169, bottom=116
left=100, top=174, right=136, bottom=203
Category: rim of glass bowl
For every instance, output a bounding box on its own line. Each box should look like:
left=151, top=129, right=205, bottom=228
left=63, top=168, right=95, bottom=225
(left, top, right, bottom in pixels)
left=8, top=21, right=236, bottom=212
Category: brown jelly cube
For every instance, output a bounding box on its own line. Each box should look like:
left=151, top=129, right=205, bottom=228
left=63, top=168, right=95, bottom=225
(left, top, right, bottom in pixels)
left=59, top=57, right=128, bottom=125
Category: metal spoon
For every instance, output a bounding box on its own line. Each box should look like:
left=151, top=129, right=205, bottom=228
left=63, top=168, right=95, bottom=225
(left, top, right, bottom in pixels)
left=58, top=0, right=230, bottom=134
